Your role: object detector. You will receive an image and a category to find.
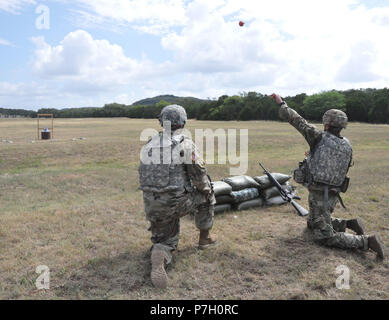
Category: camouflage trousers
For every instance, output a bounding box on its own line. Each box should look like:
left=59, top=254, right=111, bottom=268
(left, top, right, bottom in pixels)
left=307, top=189, right=368, bottom=250
left=143, top=190, right=215, bottom=265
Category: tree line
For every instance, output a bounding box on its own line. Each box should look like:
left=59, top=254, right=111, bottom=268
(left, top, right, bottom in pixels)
left=1, top=88, right=388, bottom=124
left=0, top=107, right=36, bottom=118
left=188, top=88, right=388, bottom=123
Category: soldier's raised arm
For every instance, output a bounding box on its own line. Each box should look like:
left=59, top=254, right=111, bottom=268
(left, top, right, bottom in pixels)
left=270, top=93, right=321, bottom=150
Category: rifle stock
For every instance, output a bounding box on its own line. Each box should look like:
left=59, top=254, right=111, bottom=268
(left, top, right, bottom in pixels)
left=290, top=200, right=309, bottom=217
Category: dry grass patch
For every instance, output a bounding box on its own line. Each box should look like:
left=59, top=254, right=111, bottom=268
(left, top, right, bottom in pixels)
left=0, top=118, right=388, bottom=300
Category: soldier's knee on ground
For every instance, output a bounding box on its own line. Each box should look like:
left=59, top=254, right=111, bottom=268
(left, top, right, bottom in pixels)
left=312, top=231, right=332, bottom=246
left=311, top=217, right=335, bottom=244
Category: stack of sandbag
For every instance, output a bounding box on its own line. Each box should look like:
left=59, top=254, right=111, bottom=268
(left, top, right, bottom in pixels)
left=212, top=181, right=233, bottom=214
left=223, top=175, right=264, bottom=211
left=212, top=173, right=297, bottom=214
left=212, top=175, right=263, bottom=213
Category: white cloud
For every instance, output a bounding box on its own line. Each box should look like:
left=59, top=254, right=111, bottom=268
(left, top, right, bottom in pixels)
left=0, top=81, right=53, bottom=109
left=336, top=41, right=379, bottom=82
left=31, top=30, right=148, bottom=87
left=72, top=0, right=187, bottom=35
left=0, top=81, right=51, bottom=100
left=0, top=38, right=14, bottom=46
left=0, top=0, right=36, bottom=14
left=22, top=29, right=171, bottom=108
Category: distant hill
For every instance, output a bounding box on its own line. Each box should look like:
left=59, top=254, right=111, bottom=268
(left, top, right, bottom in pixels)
left=131, top=94, right=208, bottom=106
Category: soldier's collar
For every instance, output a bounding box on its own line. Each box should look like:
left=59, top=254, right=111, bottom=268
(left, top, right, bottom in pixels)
left=324, top=130, right=343, bottom=139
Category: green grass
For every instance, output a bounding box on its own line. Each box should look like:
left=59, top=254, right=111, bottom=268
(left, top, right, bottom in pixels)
left=0, top=118, right=388, bottom=300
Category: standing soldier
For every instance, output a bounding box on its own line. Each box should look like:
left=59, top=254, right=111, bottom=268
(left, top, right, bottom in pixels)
left=139, top=105, right=216, bottom=289
left=270, top=94, right=385, bottom=259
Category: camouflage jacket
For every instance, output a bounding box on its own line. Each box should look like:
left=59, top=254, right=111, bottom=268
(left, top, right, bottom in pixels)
left=279, top=103, right=353, bottom=189
left=151, top=129, right=214, bottom=200
left=176, top=130, right=213, bottom=194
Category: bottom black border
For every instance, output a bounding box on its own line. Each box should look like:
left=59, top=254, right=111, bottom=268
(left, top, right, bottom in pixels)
left=1, top=300, right=386, bottom=318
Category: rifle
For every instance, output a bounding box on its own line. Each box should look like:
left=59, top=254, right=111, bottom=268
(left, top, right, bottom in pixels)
left=259, top=162, right=309, bottom=217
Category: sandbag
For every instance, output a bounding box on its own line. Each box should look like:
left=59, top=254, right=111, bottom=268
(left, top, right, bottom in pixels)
left=236, top=198, right=264, bottom=211
left=215, top=195, right=234, bottom=205
left=212, top=181, right=233, bottom=196
left=253, top=173, right=291, bottom=190
left=265, top=196, right=288, bottom=206
left=261, top=183, right=294, bottom=200
left=231, top=188, right=260, bottom=203
left=214, top=204, right=232, bottom=214
left=222, top=175, right=260, bottom=191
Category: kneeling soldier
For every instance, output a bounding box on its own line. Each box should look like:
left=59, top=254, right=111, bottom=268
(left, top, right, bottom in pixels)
left=271, top=93, right=385, bottom=259
left=139, top=105, right=216, bottom=289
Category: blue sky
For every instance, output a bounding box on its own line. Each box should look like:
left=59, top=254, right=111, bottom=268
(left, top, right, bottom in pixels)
left=0, top=0, right=389, bottom=110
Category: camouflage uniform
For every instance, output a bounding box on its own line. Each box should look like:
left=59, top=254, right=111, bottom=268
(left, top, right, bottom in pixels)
left=139, top=106, right=215, bottom=265
left=279, top=104, right=369, bottom=251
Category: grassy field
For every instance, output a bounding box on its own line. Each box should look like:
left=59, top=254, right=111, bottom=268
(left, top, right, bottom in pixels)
left=0, top=117, right=388, bottom=300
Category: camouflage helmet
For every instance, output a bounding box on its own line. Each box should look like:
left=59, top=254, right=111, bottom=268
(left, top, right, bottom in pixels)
left=322, top=109, right=348, bottom=129
left=159, top=104, right=187, bottom=129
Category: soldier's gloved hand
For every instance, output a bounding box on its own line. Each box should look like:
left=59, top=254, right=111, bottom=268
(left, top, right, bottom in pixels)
left=271, top=93, right=283, bottom=105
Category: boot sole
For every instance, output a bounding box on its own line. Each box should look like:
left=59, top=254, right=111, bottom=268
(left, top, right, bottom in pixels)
left=373, top=235, right=385, bottom=259
left=151, top=250, right=168, bottom=289
left=355, top=218, right=366, bottom=235
left=369, top=235, right=385, bottom=259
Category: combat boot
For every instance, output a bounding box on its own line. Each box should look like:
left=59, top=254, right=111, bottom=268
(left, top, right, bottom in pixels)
left=198, top=229, right=217, bottom=250
left=346, top=218, right=365, bottom=235
left=151, top=248, right=168, bottom=289
left=368, top=235, right=385, bottom=259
